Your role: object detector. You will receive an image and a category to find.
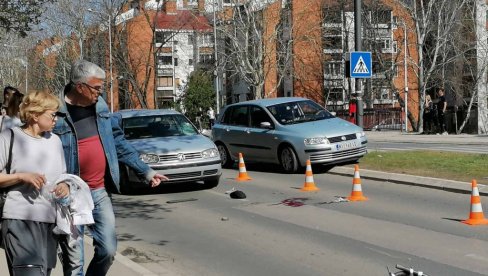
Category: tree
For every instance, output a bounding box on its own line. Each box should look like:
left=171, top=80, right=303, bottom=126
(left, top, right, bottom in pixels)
left=400, top=0, right=469, bottom=132
left=218, top=0, right=292, bottom=100
left=0, top=0, right=53, bottom=37
left=178, top=69, right=215, bottom=127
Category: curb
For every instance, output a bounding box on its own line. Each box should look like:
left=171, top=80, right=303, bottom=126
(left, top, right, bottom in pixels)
left=329, top=166, right=488, bottom=196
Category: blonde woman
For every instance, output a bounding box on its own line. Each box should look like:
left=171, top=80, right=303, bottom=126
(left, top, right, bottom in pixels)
left=0, top=91, right=69, bottom=275
left=423, top=94, right=433, bottom=134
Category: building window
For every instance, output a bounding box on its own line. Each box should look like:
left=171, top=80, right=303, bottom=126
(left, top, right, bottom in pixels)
left=155, top=31, right=173, bottom=44
left=383, top=39, right=391, bottom=52
left=199, top=54, right=214, bottom=64
left=157, top=76, right=173, bottom=87
left=325, top=87, right=344, bottom=103
left=323, top=10, right=342, bottom=24
left=188, top=34, right=195, bottom=44
left=371, top=10, right=391, bottom=25
left=157, top=56, right=173, bottom=65
left=324, top=62, right=342, bottom=76
left=174, top=58, right=178, bottom=66
left=155, top=90, right=174, bottom=109
left=392, top=41, right=398, bottom=53
left=198, top=33, right=214, bottom=45
left=323, top=26, right=342, bottom=51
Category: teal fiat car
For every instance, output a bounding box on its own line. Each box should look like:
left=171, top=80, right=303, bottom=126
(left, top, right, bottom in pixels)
left=211, top=97, right=367, bottom=173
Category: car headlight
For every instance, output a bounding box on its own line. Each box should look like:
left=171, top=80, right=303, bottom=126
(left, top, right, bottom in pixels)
left=356, top=131, right=366, bottom=139
left=140, top=153, right=159, bottom=163
left=202, top=148, right=219, bottom=159
left=304, top=137, right=329, bottom=145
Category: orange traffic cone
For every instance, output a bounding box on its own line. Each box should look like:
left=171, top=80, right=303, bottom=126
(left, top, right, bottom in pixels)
left=300, top=160, right=319, bottom=192
left=347, top=165, right=368, bottom=201
left=235, top=153, right=252, bottom=181
left=462, top=179, right=488, bottom=225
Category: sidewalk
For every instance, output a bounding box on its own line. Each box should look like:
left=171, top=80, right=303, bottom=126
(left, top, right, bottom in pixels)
left=0, top=236, right=161, bottom=276
left=365, top=129, right=488, bottom=145
left=327, top=130, right=488, bottom=195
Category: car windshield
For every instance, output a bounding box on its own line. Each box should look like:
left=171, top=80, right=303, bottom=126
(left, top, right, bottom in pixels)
left=122, top=114, right=199, bottom=140
left=266, top=100, right=334, bottom=125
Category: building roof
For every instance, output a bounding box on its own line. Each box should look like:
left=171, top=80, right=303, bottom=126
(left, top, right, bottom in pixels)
left=155, top=10, right=212, bottom=32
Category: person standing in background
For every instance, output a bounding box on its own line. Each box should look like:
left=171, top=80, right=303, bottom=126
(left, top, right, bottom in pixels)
left=1, top=90, right=23, bottom=132
left=436, top=88, right=447, bottom=135
left=207, top=107, right=215, bottom=129
left=2, top=87, right=20, bottom=111
left=423, top=94, right=433, bottom=134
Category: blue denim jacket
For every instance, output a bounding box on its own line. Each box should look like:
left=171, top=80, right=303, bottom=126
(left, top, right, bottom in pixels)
left=53, top=97, right=155, bottom=193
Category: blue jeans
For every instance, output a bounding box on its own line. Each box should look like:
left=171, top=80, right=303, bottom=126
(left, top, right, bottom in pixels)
left=59, top=188, right=117, bottom=276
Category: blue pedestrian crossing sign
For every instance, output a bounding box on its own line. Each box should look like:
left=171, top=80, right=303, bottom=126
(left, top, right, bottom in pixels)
left=350, top=52, right=372, bottom=78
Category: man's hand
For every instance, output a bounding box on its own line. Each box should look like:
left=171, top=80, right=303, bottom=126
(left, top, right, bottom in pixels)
left=150, top=173, right=169, bottom=188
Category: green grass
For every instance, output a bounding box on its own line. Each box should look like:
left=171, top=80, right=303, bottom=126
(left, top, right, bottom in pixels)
left=359, top=150, right=488, bottom=184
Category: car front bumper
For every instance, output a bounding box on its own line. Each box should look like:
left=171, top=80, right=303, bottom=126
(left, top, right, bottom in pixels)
left=300, top=139, right=368, bottom=166
left=128, top=160, right=222, bottom=184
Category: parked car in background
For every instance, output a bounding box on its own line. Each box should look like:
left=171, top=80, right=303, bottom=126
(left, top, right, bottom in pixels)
left=212, top=97, right=367, bottom=173
left=116, top=109, right=221, bottom=194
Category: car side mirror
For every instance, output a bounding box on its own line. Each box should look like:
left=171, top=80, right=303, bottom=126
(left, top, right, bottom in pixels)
left=330, top=111, right=336, bottom=116
left=260, top=122, right=273, bottom=129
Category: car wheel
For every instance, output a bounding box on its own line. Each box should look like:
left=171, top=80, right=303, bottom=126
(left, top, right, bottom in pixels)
left=203, top=177, right=220, bottom=189
left=217, top=143, right=233, bottom=168
left=279, top=146, right=299, bottom=173
left=119, top=166, right=133, bottom=195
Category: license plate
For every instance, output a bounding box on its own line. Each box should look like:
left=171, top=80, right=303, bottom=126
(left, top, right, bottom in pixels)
left=335, top=141, right=359, bottom=150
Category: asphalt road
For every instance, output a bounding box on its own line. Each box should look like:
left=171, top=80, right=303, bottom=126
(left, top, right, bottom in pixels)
left=112, top=167, right=488, bottom=276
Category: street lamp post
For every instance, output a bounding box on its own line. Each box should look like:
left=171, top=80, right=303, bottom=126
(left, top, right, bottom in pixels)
left=88, top=9, right=114, bottom=112
left=403, top=21, right=409, bottom=133
left=213, top=0, right=220, bottom=114
left=2, top=44, right=28, bottom=93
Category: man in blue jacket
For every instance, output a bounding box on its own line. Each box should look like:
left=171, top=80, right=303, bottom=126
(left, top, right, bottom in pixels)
left=53, top=60, right=168, bottom=276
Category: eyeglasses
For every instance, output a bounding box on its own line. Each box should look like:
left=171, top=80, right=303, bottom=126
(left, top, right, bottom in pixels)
left=83, top=82, right=103, bottom=92
left=42, top=112, right=58, bottom=120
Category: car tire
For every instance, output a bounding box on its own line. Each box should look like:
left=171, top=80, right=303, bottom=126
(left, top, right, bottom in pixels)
left=203, top=176, right=220, bottom=189
left=217, top=143, right=233, bottom=168
left=279, top=146, right=299, bottom=173
left=119, top=166, right=133, bottom=195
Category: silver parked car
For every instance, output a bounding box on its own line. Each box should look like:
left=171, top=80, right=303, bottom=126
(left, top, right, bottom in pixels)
left=212, top=97, right=367, bottom=173
left=116, top=109, right=221, bottom=193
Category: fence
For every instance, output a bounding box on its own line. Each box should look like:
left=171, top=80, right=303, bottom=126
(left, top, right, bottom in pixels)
left=335, top=108, right=403, bottom=131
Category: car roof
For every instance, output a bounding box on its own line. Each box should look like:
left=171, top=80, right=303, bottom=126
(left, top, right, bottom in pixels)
left=116, top=109, right=182, bottom=118
left=226, top=97, right=309, bottom=108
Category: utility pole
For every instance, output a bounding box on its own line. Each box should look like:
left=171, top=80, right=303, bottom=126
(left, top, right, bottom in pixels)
left=354, top=0, right=363, bottom=127
left=213, top=0, right=220, bottom=114
left=403, top=21, right=408, bottom=132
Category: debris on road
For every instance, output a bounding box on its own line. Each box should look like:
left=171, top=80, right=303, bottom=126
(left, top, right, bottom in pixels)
left=166, top=198, right=198, bottom=204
